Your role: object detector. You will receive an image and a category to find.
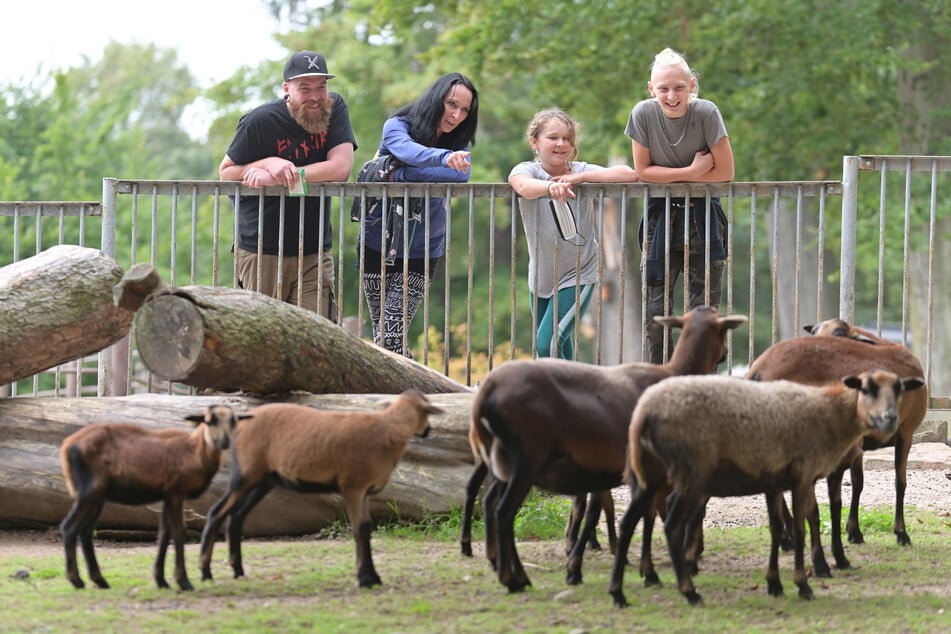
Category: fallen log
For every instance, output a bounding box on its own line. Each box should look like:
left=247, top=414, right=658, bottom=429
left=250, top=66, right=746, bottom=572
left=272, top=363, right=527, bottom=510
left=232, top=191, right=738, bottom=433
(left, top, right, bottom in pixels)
left=0, top=392, right=475, bottom=537
left=116, top=263, right=469, bottom=395
left=0, top=245, right=133, bottom=385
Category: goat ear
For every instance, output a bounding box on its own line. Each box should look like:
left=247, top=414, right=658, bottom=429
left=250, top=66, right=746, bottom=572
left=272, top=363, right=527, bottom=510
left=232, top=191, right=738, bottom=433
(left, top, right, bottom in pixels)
left=851, top=333, right=876, bottom=344
left=901, top=377, right=926, bottom=392
left=842, top=375, right=863, bottom=390
left=183, top=414, right=205, bottom=424
left=238, top=414, right=254, bottom=421
left=653, top=315, right=684, bottom=329
left=426, top=404, right=446, bottom=416
left=803, top=324, right=817, bottom=335
left=720, top=315, right=748, bottom=330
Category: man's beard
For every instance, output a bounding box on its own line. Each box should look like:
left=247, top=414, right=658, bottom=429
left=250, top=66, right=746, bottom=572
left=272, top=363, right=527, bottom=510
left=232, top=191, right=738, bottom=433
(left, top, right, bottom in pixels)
left=288, top=98, right=332, bottom=135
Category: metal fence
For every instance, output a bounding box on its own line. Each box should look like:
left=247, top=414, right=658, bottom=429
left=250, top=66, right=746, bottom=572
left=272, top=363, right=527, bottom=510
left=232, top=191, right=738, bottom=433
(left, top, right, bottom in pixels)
left=1, top=155, right=947, bottom=404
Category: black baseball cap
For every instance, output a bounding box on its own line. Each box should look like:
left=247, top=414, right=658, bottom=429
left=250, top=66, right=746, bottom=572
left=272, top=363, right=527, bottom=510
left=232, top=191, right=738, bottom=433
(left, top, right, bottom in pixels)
left=283, top=51, right=336, bottom=81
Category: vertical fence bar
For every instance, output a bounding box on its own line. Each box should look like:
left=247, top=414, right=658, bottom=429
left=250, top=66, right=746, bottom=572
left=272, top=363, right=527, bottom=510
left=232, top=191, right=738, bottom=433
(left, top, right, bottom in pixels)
left=839, top=155, right=859, bottom=322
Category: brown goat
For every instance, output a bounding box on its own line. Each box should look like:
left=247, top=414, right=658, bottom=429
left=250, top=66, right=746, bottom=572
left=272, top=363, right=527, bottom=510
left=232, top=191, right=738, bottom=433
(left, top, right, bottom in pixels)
left=609, top=371, right=925, bottom=607
left=746, top=326, right=928, bottom=574
left=198, top=388, right=443, bottom=588
left=804, top=317, right=889, bottom=344
left=59, top=405, right=246, bottom=590
left=469, top=306, right=747, bottom=592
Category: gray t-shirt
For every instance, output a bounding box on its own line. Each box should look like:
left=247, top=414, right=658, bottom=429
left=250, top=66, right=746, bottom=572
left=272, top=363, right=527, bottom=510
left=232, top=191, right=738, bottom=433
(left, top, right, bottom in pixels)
left=624, top=98, right=728, bottom=168
left=509, top=161, right=603, bottom=297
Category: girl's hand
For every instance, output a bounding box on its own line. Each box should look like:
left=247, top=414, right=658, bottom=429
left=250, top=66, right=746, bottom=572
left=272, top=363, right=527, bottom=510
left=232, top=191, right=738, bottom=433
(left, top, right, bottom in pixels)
left=547, top=179, right=575, bottom=201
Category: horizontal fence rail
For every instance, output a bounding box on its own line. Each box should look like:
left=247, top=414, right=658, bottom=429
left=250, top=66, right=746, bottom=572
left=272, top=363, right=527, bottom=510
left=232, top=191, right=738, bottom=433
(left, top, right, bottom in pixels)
left=0, top=157, right=947, bottom=409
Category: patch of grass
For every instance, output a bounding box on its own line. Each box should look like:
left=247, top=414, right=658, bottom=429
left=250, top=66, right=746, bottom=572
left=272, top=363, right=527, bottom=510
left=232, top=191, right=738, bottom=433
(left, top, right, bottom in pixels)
left=2, top=507, right=948, bottom=634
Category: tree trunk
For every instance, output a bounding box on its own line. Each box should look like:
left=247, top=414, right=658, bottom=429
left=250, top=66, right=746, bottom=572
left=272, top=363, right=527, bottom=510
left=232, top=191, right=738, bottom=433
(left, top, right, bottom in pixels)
left=0, top=392, right=476, bottom=537
left=117, top=263, right=470, bottom=395
left=0, top=245, right=133, bottom=386
left=898, top=17, right=951, bottom=400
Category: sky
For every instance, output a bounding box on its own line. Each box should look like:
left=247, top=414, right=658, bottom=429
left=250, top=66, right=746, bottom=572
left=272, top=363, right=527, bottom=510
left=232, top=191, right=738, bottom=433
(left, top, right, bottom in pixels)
left=0, top=0, right=288, bottom=88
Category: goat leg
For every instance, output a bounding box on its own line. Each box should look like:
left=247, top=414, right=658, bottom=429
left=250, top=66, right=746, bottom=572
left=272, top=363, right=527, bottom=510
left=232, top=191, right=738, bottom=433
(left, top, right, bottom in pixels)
left=609, top=484, right=651, bottom=608
left=60, top=500, right=87, bottom=589
left=494, top=475, right=533, bottom=593
left=791, top=486, right=816, bottom=600
left=482, top=478, right=502, bottom=571
left=344, top=493, right=382, bottom=588
left=826, top=467, right=851, bottom=570
left=154, top=506, right=172, bottom=589
left=892, top=433, right=912, bottom=546
left=460, top=462, right=488, bottom=557
left=198, top=491, right=237, bottom=581
left=566, top=492, right=602, bottom=585
left=765, top=490, right=786, bottom=597
left=167, top=501, right=194, bottom=591
left=227, top=483, right=271, bottom=579
left=846, top=454, right=865, bottom=544
left=665, top=492, right=702, bottom=605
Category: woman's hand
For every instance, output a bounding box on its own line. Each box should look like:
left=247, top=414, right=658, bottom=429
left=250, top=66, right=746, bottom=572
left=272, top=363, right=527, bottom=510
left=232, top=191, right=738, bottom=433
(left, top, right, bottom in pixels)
left=446, top=151, right=471, bottom=172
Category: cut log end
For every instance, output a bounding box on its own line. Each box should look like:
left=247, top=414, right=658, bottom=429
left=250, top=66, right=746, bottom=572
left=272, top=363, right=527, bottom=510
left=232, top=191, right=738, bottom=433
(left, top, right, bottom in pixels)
left=114, top=262, right=166, bottom=312
left=134, top=295, right=205, bottom=380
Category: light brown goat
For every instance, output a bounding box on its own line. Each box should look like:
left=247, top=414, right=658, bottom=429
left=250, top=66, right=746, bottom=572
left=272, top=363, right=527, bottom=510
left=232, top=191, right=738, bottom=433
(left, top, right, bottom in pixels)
left=746, top=322, right=928, bottom=574
left=608, top=370, right=925, bottom=607
left=59, top=405, right=247, bottom=590
left=468, top=306, right=747, bottom=592
left=198, top=388, right=443, bottom=588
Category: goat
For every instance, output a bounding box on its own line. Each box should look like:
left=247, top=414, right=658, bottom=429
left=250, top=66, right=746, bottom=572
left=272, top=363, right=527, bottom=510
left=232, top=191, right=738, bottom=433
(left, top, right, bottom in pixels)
left=59, top=405, right=246, bottom=590
left=469, top=305, right=747, bottom=592
left=608, top=370, right=925, bottom=607
left=746, top=326, right=928, bottom=574
left=804, top=317, right=886, bottom=344
left=197, top=388, right=443, bottom=588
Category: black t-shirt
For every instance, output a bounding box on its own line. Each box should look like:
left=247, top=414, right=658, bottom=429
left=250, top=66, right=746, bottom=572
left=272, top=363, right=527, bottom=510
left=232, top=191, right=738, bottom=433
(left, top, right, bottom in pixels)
left=226, top=94, right=357, bottom=255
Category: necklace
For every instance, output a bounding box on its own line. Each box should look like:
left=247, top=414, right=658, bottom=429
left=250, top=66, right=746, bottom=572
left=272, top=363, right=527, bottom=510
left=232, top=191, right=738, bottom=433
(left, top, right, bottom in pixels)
left=660, top=105, right=691, bottom=147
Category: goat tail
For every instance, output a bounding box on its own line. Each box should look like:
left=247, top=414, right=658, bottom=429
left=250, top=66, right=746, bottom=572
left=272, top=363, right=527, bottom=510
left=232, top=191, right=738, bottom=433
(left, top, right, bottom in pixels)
left=628, top=407, right=652, bottom=491
left=59, top=443, right=83, bottom=498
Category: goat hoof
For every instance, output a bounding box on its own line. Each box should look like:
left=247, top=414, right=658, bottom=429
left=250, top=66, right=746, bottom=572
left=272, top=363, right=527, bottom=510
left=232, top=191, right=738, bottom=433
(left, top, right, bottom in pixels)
left=92, top=577, right=110, bottom=590
left=565, top=569, right=582, bottom=586
left=834, top=557, right=852, bottom=571
left=896, top=532, right=911, bottom=546
left=643, top=571, right=661, bottom=587
left=812, top=561, right=832, bottom=579
left=506, top=579, right=530, bottom=593
left=460, top=543, right=473, bottom=557
left=178, top=579, right=194, bottom=592
left=798, top=584, right=815, bottom=600
left=848, top=530, right=865, bottom=545
left=358, top=573, right=382, bottom=588
left=684, top=590, right=703, bottom=606
left=610, top=590, right=628, bottom=608
left=201, top=569, right=213, bottom=582
left=767, top=579, right=784, bottom=597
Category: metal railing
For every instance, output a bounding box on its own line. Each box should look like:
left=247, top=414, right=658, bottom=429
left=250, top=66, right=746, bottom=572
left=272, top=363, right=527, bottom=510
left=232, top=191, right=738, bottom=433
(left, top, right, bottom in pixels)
left=1, top=156, right=947, bottom=405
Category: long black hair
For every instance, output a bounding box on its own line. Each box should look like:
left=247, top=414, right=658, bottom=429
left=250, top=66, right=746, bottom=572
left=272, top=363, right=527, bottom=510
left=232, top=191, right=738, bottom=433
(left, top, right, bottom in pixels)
left=393, top=72, right=479, bottom=150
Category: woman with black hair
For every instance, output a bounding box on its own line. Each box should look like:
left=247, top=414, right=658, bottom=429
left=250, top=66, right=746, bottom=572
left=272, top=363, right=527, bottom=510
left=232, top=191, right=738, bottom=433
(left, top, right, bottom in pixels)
left=359, top=72, right=478, bottom=358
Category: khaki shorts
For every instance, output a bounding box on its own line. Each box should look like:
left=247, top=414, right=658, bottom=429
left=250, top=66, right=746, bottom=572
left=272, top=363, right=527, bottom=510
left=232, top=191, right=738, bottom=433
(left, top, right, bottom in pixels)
left=235, top=247, right=338, bottom=321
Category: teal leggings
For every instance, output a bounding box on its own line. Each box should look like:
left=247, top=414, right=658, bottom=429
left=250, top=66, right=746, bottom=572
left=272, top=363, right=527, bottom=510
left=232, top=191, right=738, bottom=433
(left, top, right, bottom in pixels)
left=532, top=284, right=595, bottom=360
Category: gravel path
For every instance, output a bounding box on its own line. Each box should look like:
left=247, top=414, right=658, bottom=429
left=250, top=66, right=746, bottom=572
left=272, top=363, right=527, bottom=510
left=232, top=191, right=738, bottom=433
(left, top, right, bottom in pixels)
left=613, top=444, right=951, bottom=529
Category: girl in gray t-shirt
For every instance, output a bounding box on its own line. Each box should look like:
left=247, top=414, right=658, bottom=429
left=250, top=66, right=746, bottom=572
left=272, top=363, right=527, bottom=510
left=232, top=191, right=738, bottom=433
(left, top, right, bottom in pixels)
left=509, top=108, right=638, bottom=359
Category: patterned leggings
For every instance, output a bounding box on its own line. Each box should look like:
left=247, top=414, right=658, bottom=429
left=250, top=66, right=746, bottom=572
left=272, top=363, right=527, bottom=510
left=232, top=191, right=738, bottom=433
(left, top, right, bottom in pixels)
left=363, top=270, right=429, bottom=358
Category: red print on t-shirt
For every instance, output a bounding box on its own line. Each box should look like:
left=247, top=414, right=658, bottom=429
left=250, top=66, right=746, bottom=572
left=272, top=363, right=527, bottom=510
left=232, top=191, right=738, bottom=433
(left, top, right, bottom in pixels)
left=276, top=131, right=329, bottom=161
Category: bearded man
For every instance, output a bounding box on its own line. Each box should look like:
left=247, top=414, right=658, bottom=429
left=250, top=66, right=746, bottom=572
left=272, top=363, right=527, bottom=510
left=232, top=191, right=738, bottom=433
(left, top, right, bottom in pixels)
left=219, top=50, right=357, bottom=319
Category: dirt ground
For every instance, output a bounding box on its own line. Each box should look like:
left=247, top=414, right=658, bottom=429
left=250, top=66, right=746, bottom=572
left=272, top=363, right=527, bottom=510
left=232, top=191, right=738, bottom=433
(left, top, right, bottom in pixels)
left=2, top=451, right=949, bottom=560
